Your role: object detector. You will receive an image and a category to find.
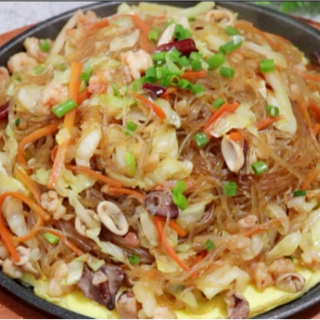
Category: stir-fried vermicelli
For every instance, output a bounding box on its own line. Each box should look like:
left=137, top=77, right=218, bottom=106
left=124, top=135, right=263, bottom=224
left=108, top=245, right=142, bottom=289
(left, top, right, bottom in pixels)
left=1, top=1, right=320, bottom=318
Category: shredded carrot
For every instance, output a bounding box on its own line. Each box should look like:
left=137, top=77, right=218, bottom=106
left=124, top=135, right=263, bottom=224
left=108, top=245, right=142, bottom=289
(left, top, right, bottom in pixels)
left=308, top=102, right=320, bottom=123
left=92, top=19, right=109, bottom=29
left=229, top=131, right=242, bottom=142
left=243, top=219, right=283, bottom=237
left=78, top=89, right=91, bottom=105
left=47, top=61, right=83, bottom=189
left=0, top=193, right=19, bottom=262
left=313, top=123, right=320, bottom=136
left=299, top=103, right=312, bottom=128
left=302, top=166, right=320, bottom=190
left=16, top=169, right=41, bottom=204
left=44, top=229, right=84, bottom=256
left=131, top=92, right=166, bottom=120
left=12, top=216, right=44, bottom=242
left=181, top=70, right=206, bottom=80
left=292, top=66, right=320, bottom=82
left=153, top=216, right=190, bottom=271
left=66, top=165, right=122, bottom=188
left=130, top=15, right=151, bottom=34
left=161, top=87, right=178, bottom=99
left=17, top=121, right=61, bottom=172
left=255, top=115, right=283, bottom=131
left=194, top=250, right=207, bottom=265
left=234, top=20, right=278, bottom=50
left=158, top=217, right=188, bottom=238
left=107, top=187, right=146, bottom=202
left=51, top=145, right=58, bottom=162
left=203, top=102, right=240, bottom=133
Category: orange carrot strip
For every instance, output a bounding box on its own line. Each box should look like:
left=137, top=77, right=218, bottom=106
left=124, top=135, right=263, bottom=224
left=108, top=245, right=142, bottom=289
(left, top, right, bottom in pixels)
left=314, top=123, right=320, bottom=136
left=0, top=193, right=19, bottom=262
left=158, top=217, right=188, bottom=238
left=78, top=89, right=91, bottom=105
left=17, top=121, right=61, bottom=172
left=299, top=103, right=312, bottom=128
left=92, top=19, right=109, bottom=29
left=308, top=102, right=320, bottom=123
left=66, top=165, right=122, bottom=188
left=255, top=115, right=283, bottom=131
left=292, top=66, right=320, bottom=82
left=16, top=169, right=41, bottom=204
left=302, top=166, right=320, bottom=190
left=181, top=70, right=206, bottom=80
left=1, top=192, right=50, bottom=221
left=131, top=92, right=166, bottom=120
left=203, top=102, right=240, bottom=133
left=153, top=216, right=190, bottom=271
left=229, top=131, right=242, bottom=142
left=194, top=250, right=207, bottom=265
left=44, top=229, right=84, bottom=256
left=161, top=87, right=178, bottom=99
left=234, top=21, right=278, bottom=50
left=12, top=216, right=44, bottom=242
left=107, top=187, right=146, bottom=202
left=47, top=61, right=83, bottom=189
left=130, top=15, right=151, bottom=34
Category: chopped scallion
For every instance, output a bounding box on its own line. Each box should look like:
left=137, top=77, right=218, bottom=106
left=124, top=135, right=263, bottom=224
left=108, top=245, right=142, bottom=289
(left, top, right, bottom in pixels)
left=191, top=83, right=206, bottom=95
left=191, top=60, right=202, bottom=72
left=219, top=39, right=242, bottom=55
left=188, top=17, right=196, bottom=22
left=167, top=61, right=182, bottom=76
left=222, top=181, right=238, bottom=197
left=148, top=27, right=161, bottom=42
left=172, top=181, right=187, bottom=210
left=225, top=26, right=239, bottom=36
left=132, top=79, right=142, bottom=92
left=260, top=59, right=275, bottom=73
left=44, top=232, right=60, bottom=245
left=170, top=75, right=181, bottom=86
left=205, top=52, right=225, bottom=71
left=33, top=64, right=45, bottom=74
left=205, top=239, right=216, bottom=251
left=251, top=161, right=269, bottom=175
left=189, top=52, right=203, bottom=61
left=39, top=39, right=51, bottom=52
left=266, top=105, right=280, bottom=117
left=193, top=132, right=209, bottom=148
left=145, top=67, right=157, bottom=83
left=16, top=75, right=22, bottom=82
left=220, top=66, right=235, bottom=78
left=167, top=48, right=181, bottom=62
left=112, top=84, right=121, bottom=97
left=152, top=52, right=166, bottom=65
left=293, top=190, right=306, bottom=197
left=165, top=19, right=176, bottom=28
left=174, top=24, right=184, bottom=40
left=15, top=118, right=20, bottom=127
left=179, top=79, right=192, bottom=90
left=52, top=98, right=78, bottom=118
left=125, top=152, right=137, bottom=177
left=126, top=121, right=138, bottom=135
left=128, top=254, right=140, bottom=265
left=79, top=67, right=93, bottom=85
left=213, top=98, right=225, bottom=109
left=177, top=56, right=190, bottom=68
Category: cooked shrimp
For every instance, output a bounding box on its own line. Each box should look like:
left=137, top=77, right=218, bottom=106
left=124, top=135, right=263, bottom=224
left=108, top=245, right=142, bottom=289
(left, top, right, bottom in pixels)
left=0, top=67, right=9, bottom=86
left=35, top=81, right=68, bottom=115
left=23, top=37, right=52, bottom=62
left=205, top=9, right=234, bottom=25
left=122, top=50, right=153, bottom=81
left=7, top=52, right=38, bottom=73
left=269, top=258, right=295, bottom=278
left=41, top=190, right=67, bottom=220
left=250, top=261, right=274, bottom=291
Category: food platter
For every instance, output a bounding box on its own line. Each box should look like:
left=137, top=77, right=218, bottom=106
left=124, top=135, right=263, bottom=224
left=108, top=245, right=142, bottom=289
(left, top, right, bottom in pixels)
left=1, top=1, right=320, bottom=319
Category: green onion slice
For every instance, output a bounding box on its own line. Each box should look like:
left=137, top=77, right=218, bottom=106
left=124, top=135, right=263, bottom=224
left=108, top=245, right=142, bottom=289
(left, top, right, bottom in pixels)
left=251, top=161, right=269, bottom=175
left=225, top=26, right=239, bottom=36
left=223, top=181, right=238, bottom=197
left=213, top=98, right=225, bottom=109
left=193, top=132, right=210, bottom=148
left=266, top=105, right=280, bottom=117
left=126, top=121, right=138, bottom=135
left=52, top=98, right=78, bottom=118
left=44, top=232, right=60, bottom=245
left=260, top=59, right=275, bottom=73
left=293, top=190, right=306, bottom=197
left=205, top=52, right=225, bottom=71
left=191, top=83, right=206, bottom=95
left=220, top=66, right=235, bottom=78
left=39, top=39, right=51, bottom=52
left=205, top=239, right=216, bottom=251
left=219, top=39, right=242, bottom=55
left=128, top=254, right=140, bottom=265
